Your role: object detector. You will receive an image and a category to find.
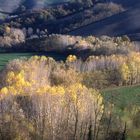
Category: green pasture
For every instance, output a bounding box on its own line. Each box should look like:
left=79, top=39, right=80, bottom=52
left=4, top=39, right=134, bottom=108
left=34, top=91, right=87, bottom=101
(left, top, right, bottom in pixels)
left=0, top=53, right=35, bottom=70
left=0, top=52, right=67, bottom=70
left=102, top=85, right=140, bottom=109
left=102, top=86, right=140, bottom=139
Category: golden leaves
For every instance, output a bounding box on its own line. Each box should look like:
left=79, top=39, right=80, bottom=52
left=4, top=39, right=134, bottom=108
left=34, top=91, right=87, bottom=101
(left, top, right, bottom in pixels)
left=5, top=26, right=11, bottom=34
left=0, top=70, right=31, bottom=97
left=119, top=63, right=130, bottom=82
left=37, top=86, right=65, bottom=96
left=0, top=87, right=8, bottom=95
left=0, top=56, right=104, bottom=122
left=66, top=55, right=77, bottom=63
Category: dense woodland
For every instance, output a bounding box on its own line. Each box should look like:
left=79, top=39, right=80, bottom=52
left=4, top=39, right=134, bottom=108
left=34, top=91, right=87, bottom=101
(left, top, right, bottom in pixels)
left=0, top=56, right=104, bottom=140
left=0, top=42, right=140, bottom=139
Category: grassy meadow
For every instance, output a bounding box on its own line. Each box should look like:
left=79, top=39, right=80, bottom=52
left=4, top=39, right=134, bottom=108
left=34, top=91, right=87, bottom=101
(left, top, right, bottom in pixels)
left=0, top=53, right=34, bottom=70
left=102, top=85, right=140, bottom=139
left=0, top=52, right=68, bottom=70
left=102, top=85, right=140, bottom=108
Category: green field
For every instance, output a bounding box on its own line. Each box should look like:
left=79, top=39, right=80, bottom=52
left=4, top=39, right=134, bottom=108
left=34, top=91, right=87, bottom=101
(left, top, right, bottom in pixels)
left=102, top=86, right=140, bottom=139
left=0, top=53, right=35, bottom=70
left=102, top=85, right=140, bottom=109
left=102, top=85, right=140, bottom=120
left=0, top=52, right=67, bottom=70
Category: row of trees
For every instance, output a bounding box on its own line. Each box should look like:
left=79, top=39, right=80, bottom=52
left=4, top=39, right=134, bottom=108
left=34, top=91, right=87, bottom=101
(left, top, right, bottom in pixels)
left=66, top=52, right=140, bottom=88
left=24, top=34, right=135, bottom=55
left=0, top=29, right=135, bottom=55
left=62, top=2, right=124, bottom=33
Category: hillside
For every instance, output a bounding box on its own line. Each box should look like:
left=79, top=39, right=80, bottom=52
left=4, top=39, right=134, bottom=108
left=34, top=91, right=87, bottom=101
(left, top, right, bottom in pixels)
left=68, top=2, right=140, bottom=40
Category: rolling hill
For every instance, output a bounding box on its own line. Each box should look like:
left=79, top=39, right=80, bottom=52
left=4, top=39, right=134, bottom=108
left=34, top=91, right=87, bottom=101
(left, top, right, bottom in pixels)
left=68, top=2, right=140, bottom=41
left=0, top=0, right=140, bottom=41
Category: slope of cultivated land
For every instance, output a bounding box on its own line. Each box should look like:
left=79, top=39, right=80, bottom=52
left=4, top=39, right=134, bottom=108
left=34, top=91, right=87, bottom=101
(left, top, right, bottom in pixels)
left=102, top=85, right=140, bottom=109
left=68, top=2, right=140, bottom=41
left=102, top=85, right=140, bottom=139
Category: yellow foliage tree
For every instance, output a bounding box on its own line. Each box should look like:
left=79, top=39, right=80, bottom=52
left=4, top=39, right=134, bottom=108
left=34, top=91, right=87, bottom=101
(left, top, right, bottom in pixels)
left=66, top=55, right=77, bottom=62
left=5, top=26, right=11, bottom=34
left=119, top=63, right=130, bottom=85
left=0, top=56, right=104, bottom=140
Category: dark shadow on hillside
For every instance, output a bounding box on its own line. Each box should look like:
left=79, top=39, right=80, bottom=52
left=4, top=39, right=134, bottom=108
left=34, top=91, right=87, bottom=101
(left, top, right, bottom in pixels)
left=68, top=2, right=140, bottom=41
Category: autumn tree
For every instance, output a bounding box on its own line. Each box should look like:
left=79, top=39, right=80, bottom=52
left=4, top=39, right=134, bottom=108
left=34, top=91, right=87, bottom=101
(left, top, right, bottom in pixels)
left=0, top=56, right=104, bottom=140
left=0, top=27, right=25, bottom=48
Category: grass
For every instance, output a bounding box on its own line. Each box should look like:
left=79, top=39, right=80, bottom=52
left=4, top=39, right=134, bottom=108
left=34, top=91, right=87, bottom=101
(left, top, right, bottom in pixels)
left=0, top=52, right=68, bottom=70
left=0, top=53, right=35, bottom=70
left=102, top=85, right=140, bottom=109
left=102, top=86, right=140, bottom=140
